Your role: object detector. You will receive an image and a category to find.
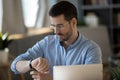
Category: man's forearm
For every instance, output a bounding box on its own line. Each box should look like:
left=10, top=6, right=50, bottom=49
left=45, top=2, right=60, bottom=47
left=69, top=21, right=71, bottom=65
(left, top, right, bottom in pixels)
left=16, top=60, right=31, bottom=73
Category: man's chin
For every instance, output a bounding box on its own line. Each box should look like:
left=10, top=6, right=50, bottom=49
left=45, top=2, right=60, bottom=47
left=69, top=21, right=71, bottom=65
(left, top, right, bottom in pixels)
left=57, top=35, right=65, bottom=41
left=57, top=35, right=62, bottom=38
left=59, top=38, right=67, bottom=42
left=59, top=38, right=63, bottom=41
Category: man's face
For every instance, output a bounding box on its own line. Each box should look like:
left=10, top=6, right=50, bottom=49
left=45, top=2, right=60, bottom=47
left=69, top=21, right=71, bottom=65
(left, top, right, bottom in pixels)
left=50, top=14, right=74, bottom=42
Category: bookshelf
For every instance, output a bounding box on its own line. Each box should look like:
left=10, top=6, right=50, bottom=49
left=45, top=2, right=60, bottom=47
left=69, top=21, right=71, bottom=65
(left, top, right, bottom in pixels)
left=78, top=0, right=120, bottom=55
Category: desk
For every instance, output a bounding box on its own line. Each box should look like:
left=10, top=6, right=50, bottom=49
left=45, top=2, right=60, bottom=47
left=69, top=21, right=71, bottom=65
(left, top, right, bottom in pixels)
left=0, top=63, right=12, bottom=80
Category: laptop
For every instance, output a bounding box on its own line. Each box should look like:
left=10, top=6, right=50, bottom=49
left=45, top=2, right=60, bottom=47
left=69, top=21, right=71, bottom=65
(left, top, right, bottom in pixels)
left=53, top=64, right=103, bottom=80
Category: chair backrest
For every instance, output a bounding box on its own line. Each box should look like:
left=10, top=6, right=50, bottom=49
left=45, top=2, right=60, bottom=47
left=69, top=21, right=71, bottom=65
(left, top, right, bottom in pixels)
left=78, top=26, right=112, bottom=64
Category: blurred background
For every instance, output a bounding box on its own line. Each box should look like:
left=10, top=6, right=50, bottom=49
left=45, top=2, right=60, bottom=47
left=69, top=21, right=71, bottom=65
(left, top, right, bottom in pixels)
left=0, top=0, right=120, bottom=80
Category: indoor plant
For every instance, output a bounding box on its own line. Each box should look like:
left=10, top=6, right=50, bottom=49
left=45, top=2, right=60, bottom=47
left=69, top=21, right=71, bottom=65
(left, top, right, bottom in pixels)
left=111, top=60, right=120, bottom=80
left=111, top=66, right=120, bottom=80
left=0, top=32, right=11, bottom=50
left=0, top=32, right=12, bottom=64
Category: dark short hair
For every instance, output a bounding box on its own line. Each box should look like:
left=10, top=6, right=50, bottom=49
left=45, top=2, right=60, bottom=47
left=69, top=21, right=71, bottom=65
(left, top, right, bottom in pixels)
left=49, top=1, right=77, bottom=21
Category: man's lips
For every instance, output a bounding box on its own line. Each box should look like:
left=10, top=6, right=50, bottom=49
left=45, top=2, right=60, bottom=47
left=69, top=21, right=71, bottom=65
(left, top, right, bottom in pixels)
left=56, top=33, right=63, bottom=36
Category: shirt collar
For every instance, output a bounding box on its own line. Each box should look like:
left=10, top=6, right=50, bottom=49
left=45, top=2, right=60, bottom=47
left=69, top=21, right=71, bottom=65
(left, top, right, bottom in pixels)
left=68, top=31, right=82, bottom=49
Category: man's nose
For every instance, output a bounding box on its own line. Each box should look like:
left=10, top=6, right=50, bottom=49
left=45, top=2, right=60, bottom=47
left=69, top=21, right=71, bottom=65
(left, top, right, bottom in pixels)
left=54, top=27, right=60, bottom=34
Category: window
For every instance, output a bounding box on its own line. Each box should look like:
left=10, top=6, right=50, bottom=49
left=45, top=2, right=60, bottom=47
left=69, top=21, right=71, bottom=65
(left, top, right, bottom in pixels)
left=21, top=0, right=39, bottom=27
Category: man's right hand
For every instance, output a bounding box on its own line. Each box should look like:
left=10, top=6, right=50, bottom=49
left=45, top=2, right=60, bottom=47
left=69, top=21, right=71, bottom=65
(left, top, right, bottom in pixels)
left=30, top=70, right=53, bottom=80
left=31, top=57, right=50, bottom=73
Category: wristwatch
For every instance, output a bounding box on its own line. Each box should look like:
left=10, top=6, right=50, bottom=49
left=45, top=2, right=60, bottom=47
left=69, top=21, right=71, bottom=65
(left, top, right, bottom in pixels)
left=29, top=60, right=33, bottom=69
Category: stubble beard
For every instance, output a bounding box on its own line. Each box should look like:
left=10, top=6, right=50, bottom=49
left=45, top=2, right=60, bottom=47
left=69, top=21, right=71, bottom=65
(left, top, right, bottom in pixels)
left=59, top=30, right=72, bottom=43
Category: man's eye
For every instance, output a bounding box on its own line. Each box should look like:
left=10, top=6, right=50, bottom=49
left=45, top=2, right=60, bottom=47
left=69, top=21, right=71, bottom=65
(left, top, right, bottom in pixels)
left=57, top=25, right=63, bottom=28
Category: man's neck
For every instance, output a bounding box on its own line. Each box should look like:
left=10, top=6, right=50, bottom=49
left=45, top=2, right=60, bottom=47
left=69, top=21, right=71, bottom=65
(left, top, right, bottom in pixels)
left=63, top=31, right=78, bottom=49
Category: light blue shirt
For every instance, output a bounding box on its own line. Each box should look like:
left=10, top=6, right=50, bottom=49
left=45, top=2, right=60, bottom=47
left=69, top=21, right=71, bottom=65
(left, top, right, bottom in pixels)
left=11, top=33, right=102, bottom=75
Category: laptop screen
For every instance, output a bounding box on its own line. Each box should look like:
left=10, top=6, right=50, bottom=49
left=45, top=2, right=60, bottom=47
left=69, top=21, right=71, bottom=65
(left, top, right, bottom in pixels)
left=53, top=64, right=103, bottom=80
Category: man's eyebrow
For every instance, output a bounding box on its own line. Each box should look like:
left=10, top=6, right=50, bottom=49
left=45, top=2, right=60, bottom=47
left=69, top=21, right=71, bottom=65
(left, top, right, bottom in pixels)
left=51, top=23, right=63, bottom=25
left=50, top=23, right=55, bottom=26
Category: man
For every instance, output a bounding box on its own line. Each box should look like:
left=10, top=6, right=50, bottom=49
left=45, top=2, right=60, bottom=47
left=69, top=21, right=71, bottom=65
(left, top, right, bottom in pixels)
left=11, top=1, right=102, bottom=80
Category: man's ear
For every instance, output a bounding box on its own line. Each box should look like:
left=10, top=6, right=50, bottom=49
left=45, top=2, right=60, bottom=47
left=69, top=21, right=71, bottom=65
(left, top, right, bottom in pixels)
left=71, top=18, right=77, bottom=26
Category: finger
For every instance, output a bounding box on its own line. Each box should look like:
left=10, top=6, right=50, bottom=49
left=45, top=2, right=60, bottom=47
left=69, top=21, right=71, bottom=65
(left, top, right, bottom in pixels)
left=36, top=57, right=46, bottom=69
left=42, top=70, right=50, bottom=74
left=40, top=62, right=50, bottom=72
left=32, top=58, right=41, bottom=69
left=36, top=58, right=49, bottom=72
left=30, top=71, right=42, bottom=80
left=33, top=57, right=43, bottom=71
left=31, top=74, right=40, bottom=79
left=33, top=78, right=40, bottom=80
left=38, top=60, right=49, bottom=72
left=30, top=70, right=39, bottom=75
left=31, top=74, right=37, bottom=79
left=35, top=62, right=44, bottom=71
left=38, top=57, right=43, bottom=65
